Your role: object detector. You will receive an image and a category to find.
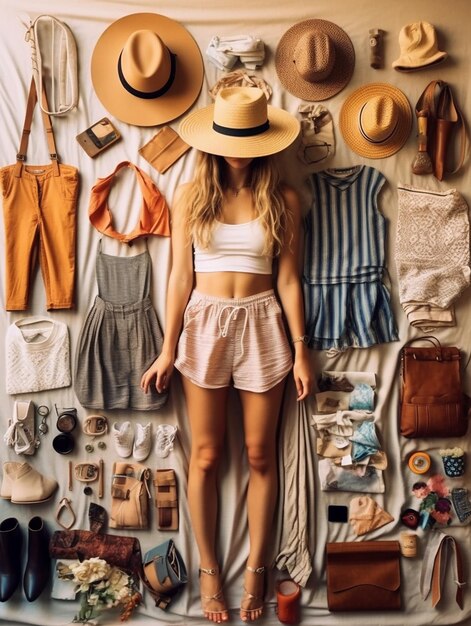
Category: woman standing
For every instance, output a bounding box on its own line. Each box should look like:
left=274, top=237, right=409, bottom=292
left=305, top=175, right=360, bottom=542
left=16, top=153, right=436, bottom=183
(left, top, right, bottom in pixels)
left=141, top=88, right=312, bottom=623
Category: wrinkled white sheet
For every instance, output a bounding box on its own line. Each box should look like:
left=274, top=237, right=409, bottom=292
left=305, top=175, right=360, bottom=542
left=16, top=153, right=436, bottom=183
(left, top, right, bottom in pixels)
left=1, top=0, right=470, bottom=624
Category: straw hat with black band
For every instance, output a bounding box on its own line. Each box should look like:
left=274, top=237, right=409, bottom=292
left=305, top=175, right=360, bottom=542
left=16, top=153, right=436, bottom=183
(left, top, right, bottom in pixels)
left=91, top=13, right=204, bottom=127
left=339, top=83, right=412, bottom=159
left=275, top=19, right=355, bottom=101
left=178, top=87, right=300, bottom=158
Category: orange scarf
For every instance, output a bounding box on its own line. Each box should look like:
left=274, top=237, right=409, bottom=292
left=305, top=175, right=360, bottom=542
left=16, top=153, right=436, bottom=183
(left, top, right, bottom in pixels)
left=89, top=161, right=170, bottom=243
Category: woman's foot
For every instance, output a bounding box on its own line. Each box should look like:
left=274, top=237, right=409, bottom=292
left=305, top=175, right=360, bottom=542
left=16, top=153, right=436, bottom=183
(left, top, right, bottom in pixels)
left=199, top=566, right=229, bottom=623
left=240, top=565, right=266, bottom=622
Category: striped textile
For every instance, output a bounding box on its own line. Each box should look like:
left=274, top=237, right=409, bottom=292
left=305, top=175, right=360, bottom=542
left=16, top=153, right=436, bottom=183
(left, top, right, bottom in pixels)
left=303, top=165, right=398, bottom=351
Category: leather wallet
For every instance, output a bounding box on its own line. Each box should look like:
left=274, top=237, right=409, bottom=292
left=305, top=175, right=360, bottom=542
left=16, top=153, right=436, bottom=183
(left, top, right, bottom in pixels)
left=326, top=540, right=401, bottom=611
left=139, top=126, right=190, bottom=174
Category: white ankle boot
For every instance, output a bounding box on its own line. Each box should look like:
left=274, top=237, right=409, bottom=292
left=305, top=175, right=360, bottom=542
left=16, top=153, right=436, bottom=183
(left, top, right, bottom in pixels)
left=1, top=462, right=58, bottom=503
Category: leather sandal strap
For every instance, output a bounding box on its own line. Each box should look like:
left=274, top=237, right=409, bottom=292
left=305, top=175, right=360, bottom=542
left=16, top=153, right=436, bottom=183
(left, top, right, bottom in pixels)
left=246, top=565, right=266, bottom=574
left=199, top=566, right=218, bottom=576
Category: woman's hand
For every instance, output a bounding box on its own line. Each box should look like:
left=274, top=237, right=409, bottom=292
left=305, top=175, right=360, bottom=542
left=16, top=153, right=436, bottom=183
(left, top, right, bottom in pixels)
left=140, top=352, right=174, bottom=394
left=292, top=350, right=313, bottom=401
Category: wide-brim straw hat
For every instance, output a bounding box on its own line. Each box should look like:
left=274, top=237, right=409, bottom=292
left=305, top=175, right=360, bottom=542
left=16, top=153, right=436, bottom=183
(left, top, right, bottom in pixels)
left=91, top=13, right=204, bottom=127
left=275, top=19, right=355, bottom=101
left=178, top=87, right=300, bottom=158
left=339, top=83, right=412, bottom=158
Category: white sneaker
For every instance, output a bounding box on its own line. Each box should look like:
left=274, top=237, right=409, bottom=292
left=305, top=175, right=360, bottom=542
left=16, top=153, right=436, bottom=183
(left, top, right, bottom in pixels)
left=155, top=424, right=178, bottom=458
left=112, top=421, right=133, bottom=458
left=133, top=423, right=152, bottom=462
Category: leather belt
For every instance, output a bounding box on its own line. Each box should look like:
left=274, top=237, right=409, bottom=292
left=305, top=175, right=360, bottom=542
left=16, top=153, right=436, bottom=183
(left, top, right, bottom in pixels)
left=420, top=531, right=465, bottom=609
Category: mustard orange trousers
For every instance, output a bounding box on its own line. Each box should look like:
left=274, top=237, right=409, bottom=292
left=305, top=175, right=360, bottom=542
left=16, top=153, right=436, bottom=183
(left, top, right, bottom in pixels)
left=1, top=162, right=78, bottom=310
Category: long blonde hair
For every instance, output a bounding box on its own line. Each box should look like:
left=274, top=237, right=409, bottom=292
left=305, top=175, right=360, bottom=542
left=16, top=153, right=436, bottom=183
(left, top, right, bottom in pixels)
left=183, top=153, right=291, bottom=256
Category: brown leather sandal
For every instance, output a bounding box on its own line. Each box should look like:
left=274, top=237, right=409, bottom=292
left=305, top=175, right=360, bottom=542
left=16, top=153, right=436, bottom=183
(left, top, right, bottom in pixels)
left=240, top=565, right=266, bottom=622
left=199, top=566, right=229, bottom=623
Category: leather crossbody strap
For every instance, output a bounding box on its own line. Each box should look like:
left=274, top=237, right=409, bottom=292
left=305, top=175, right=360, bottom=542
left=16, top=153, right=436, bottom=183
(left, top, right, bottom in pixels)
left=14, top=77, right=60, bottom=178
left=415, top=80, right=467, bottom=175
left=436, top=83, right=467, bottom=175
left=420, top=532, right=465, bottom=610
left=25, top=14, right=78, bottom=116
left=415, top=80, right=444, bottom=117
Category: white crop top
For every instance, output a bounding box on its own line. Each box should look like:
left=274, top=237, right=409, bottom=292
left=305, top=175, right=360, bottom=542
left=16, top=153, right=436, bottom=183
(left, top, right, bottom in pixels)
left=193, top=218, right=272, bottom=274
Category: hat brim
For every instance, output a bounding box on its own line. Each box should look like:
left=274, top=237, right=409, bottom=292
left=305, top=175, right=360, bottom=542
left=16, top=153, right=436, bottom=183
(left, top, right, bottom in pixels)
left=275, top=19, right=355, bottom=101
left=392, top=50, right=447, bottom=71
left=91, top=13, right=204, bottom=127
left=339, top=83, right=412, bottom=159
left=178, top=104, right=300, bottom=158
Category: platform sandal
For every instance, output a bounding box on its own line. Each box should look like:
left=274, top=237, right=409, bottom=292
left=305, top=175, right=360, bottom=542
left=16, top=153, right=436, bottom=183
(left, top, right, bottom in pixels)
left=199, top=566, right=229, bottom=624
left=240, top=565, right=266, bottom=622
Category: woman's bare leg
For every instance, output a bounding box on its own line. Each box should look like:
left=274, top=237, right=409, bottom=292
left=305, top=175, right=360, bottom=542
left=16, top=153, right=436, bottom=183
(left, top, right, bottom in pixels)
left=182, top=376, right=230, bottom=623
left=238, top=378, right=286, bottom=622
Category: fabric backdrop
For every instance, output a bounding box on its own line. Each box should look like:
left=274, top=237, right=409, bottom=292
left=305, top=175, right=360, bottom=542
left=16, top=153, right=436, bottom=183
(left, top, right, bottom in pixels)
left=1, top=0, right=470, bottom=624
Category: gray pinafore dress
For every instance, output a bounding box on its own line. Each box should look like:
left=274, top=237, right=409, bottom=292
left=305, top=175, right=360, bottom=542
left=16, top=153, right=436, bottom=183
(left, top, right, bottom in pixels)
left=74, top=241, right=167, bottom=410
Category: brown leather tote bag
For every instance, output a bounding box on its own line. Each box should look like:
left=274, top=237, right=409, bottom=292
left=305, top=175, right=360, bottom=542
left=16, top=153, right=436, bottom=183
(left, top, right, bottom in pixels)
left=400, top=336, right=468, bottom=438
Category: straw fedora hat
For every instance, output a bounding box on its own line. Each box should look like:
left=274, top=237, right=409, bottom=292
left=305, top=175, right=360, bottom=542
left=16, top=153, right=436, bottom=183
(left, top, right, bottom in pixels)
left=275, top=19, right=355, bottom=101
left=178, top=87, right=300, bottom=158
left=91, top=13, right=204, bottom=126
left=392, top=22, right=447, bottom=71
left=339, top=83, right=412, bottom=158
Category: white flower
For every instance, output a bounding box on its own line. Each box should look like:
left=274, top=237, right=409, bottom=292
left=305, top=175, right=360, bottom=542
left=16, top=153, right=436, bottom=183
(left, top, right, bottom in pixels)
left=70, top=557, right=111, bottom=586
left=439, top=447, right=464, bottom=458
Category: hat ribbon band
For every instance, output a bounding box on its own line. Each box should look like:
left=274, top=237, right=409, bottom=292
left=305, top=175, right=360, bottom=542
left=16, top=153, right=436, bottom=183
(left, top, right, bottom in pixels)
left=358, top=103, right=399, bottom=144
left=117, top=50, right=176, bottom=100
left=212, top=120, right=270, bottom=137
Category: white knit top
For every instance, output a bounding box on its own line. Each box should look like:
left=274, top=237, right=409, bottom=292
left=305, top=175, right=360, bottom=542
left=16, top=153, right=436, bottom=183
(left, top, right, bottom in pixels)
left=6, top=317, right=71, bottom=394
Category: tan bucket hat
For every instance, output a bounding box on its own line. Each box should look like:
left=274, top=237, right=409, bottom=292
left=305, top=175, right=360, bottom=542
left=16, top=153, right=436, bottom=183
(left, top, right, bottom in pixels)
left=339, top=83, right=412, bottom=158
left=275, top=19, right=355, bottom=101
left=178, top=87, right=300, bottom=158
left=392, top=21, right=447, bottom=71
left=91, top=13, right=204, bottom=127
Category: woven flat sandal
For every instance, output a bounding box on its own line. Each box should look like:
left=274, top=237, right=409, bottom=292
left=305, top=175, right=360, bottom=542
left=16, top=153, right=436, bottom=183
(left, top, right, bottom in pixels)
left=240, top=565, right=266, bottom=622
left=199, top=566, right=229, bottom=624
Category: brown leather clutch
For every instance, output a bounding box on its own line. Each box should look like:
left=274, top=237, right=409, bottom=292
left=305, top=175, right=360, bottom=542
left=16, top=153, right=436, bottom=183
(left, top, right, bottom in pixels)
left=326, top=540, right=401, bottom=611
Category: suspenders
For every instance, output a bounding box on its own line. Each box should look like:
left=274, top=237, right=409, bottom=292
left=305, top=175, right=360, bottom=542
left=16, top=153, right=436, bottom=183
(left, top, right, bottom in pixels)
left=14, top=77, right=60, bottom=178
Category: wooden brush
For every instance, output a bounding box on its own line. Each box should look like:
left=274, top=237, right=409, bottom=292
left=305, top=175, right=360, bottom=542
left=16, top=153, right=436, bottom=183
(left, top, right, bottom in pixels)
left=411, top=112, right=433, bottom=175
